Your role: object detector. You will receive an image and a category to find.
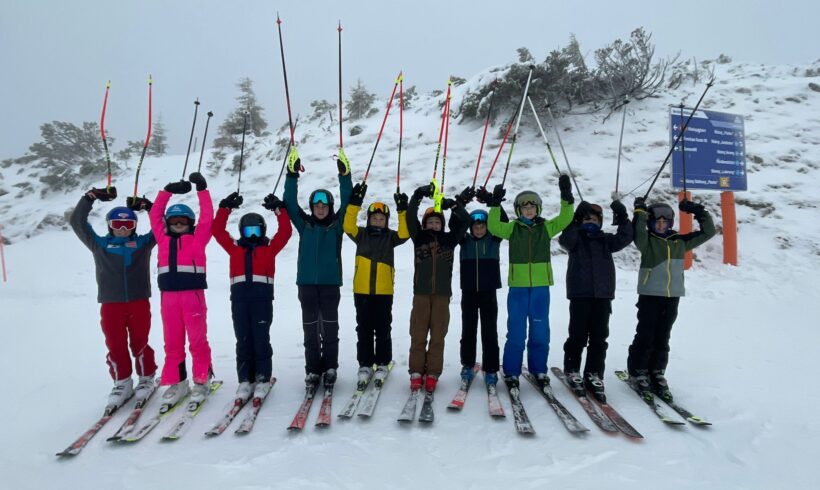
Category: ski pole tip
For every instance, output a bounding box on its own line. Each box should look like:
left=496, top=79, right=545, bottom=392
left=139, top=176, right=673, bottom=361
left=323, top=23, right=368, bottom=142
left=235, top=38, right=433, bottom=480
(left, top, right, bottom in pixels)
left=106, top=80, right=111, bottom=89
left=207, top=111, right=214, bottom=117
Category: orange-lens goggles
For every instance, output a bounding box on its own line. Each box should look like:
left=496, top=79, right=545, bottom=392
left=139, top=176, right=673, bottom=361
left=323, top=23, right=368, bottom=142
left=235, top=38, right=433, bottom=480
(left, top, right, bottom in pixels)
left=368, top=202, right=388, bottom=214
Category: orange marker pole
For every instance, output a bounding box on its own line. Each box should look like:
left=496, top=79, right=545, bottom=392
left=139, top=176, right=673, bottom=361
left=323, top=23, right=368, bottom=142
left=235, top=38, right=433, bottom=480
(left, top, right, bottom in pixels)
left=721, top=191, right=738, bottom=266
left=678, top=191, right=693, bottom=270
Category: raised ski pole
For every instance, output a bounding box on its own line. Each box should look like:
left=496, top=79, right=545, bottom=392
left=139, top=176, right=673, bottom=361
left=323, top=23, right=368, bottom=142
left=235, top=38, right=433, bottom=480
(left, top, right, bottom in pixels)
left=643, top=78, right=714, bottom=199
left=181, top=99, right=200, bottom=178
left=236, top=111, right=249, bottom=193
left=614, top=95, right=630, bottom=197
left=482, top=114, right=514, bottom=188
left=272, top=116, right=299, bottom=195
left=362, top=71, right=401, bottom=184
left=472, top=83, right=497, bottom=189
left=196, top=111, right=214, bottom=173
left=276, top=14, right=296, bottom=146
left=679, top=103, right=688, bottom=195
left=430, top=79, right=452, bottom=184
left=396, top=73, right=404, bottom=193
left=499, top=65, right=535, bottom=188
left=438, top=88, right=452, bottom=209
left=337, top=20, right=344, bottom=150
left=526, top=96, right=562, bottom=174
left=100, top=80, right=113, bottom=190
left=132, top=75, right=153, bottom=199
left=544, top=94, right=582, bottom=199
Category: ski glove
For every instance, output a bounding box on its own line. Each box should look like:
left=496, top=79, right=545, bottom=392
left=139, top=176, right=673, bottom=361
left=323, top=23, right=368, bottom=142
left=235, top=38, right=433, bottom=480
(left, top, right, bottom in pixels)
left=263, top=193, right=285, bottom=211
left=189, top=172, right=207, bottom=191
left=456, top=186, right=475, bottom=206
left=679, top=199, right=705, bottom=217
left=165, top=180, right=192, bottom=194
left=394, top=192, right=409, bottom=212
left=610, top=200, right=627, bottom=223
left=474, top=186, right=492, bottom=205
left=634, top=196, right=648, bottom=212
left=440, top=198, right=457, bottom=211
left=85, top=187, right=117, bottom=202
left=490, top=184, right=506, bottom=207
left=559, top=174, right=574, bottom=204
left=287, top=146, right=302, bottom=176
left=219, top=192, right=243, bottom=210
left=126, top=195, right=153, bottom=212
left=412, top=184, right=434, bottom=201
left=349, top=182, right=367, bottom=207
left=337, top=147, right=351, bottom=176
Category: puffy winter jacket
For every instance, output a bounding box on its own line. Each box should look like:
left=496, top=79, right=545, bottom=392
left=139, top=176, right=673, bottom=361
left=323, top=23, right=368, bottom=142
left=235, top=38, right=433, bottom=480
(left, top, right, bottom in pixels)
left=149, top=189, right=214, bottom=291
left=212, top=207, right=293, bottom=300
left=406, top=195, right=469, bottom=296
left=70, top=196, right=156, bottom=303
left=558, top=218, right=633, bottom=299
left=459, top=233, right=502, bottom=292
left=633, top=209, right=715, bottom=297
left=283, top=173, right=352, bottom=286
left=487, top=200, right=573, bottom=287
left=343, top=204, right=410, bottom=295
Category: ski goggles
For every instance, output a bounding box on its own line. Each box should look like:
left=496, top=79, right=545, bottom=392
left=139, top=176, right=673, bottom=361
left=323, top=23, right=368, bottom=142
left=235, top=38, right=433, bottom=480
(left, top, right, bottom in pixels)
left=167, top=217, right=191, bottom=226
left=242, top=225, right=263, bottom=238
left=469, top=211, right=488, bottom=223
left=311, top=191, right=330, bottom=205
left=517, top=201, right=539, bottom=209
left=109, top=219, right=136, bottom=231
left=650, top=207, right=674, bottom=221
left=368, top=202, right=389, bottom=214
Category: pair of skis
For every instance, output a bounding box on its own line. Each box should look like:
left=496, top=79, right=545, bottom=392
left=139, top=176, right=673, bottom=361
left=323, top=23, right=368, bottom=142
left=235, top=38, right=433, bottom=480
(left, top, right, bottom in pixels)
left=205, top=378, right=277, bottom=436
left=56, top=379, right=160, bottom=457
left=397, top=388, right=435, bottom=423
left=446, top=364, right=506, bottom=419
left=338, top=361, right=395, bottom=420
left=503, top=368, right=583, bottom=436
left=614, top=370, right=711, bottom=427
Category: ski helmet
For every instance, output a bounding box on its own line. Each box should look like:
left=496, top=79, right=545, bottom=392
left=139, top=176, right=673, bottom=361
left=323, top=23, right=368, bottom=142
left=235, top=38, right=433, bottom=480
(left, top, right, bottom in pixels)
left=239, top=212, right=267, bottom=239
left=308, top=189, right=334, bottom=212
left=106, top=206, right=137, bottom=234
left=469, top=209, right=488, bottom=224
left=574, top=202, right=603, bottom=224
left=514, top=190, right=542, bottom=217
left=165, top=203, right=196, bottom=226
left=422, top=207, right=445, bottom=229
left=647, top=203, right=675, bottom=231
left=366, top=202, right=390, bottom=223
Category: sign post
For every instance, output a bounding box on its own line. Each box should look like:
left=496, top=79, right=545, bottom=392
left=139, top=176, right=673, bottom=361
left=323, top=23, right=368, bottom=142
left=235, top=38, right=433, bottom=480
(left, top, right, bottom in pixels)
left=670, top=107, right=746, bottom=267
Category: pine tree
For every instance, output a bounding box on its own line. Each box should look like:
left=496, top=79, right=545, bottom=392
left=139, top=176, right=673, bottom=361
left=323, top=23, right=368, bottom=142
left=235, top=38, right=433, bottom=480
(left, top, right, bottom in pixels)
left=346, top=79, right=375, bottom=121
left=214, top=77, right=268, bottom=148
left=148, top=114, right=168, bottom=156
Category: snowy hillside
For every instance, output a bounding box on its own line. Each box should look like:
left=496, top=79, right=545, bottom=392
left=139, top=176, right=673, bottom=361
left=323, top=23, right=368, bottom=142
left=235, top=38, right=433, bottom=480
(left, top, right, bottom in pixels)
left=2, top=60, right=820, bottom=489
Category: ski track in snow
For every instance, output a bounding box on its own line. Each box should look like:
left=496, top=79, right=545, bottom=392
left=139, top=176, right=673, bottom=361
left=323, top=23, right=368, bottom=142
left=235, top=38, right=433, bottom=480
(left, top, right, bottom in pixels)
left=2, top=61, right=820, bottom=489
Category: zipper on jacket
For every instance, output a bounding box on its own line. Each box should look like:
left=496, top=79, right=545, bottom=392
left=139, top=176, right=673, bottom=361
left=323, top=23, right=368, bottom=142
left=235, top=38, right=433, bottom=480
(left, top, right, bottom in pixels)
left=528, top=227, right=533, bottom=287
left=665, top=240, right=672, bottom=297
left=431, top=235, right=438, bottom=294
left=474, top=239, right=479, bottom=292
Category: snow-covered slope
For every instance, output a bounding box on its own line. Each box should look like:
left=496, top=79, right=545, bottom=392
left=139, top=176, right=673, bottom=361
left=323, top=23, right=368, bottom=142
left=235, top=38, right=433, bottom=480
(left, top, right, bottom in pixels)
left=2, top=60, right=819, bottom=489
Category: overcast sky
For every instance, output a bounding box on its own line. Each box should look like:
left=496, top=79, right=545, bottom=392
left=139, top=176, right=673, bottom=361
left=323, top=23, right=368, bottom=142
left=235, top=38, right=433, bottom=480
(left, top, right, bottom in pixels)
left=2, top=0, right=818, bottom=160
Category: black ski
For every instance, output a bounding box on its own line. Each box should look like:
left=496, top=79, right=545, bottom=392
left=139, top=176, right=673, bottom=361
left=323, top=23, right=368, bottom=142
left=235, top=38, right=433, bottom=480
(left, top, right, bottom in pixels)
left=549, top=368, right=618, bottom=433
left=418, top=391, right=435, bottom=423
left=614, top=370, right=685, bottom=425
left=504, top=378, right=535, bottom=435
left=522, top=370, right=589, bottom=434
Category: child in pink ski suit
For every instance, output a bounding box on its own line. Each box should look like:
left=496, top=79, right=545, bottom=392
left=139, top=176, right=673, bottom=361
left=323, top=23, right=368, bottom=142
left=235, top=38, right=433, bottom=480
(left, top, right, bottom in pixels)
left=149, top=172, right=214, bottom=403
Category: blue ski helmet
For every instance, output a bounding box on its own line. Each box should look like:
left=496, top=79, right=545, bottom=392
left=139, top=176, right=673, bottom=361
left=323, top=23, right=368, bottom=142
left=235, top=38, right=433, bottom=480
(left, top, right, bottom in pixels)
left=106, top=206, right=137, bottom=222
left=165, top=203, right=196, bottom=226
left=469, top=209, right=488, bottom=224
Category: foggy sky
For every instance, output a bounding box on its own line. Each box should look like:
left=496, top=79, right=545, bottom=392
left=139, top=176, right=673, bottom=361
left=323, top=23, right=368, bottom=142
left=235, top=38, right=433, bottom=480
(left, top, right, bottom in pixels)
left=2, top=0, right=817, bottom=161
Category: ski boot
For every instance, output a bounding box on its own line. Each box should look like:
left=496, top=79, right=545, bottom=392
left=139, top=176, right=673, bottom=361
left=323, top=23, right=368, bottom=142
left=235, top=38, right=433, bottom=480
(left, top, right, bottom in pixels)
left=323, top=369, right=337, bottom=388
left=373, top=365, right=389, bottom=387
left=628, top=370, right=652, bottom=396
left=424, top=374, right=438, bottom=393
left=535, top=372, right=551, bottom=391
left=650, top=370, right=673, bottom=402
left=357, top=366, right=374, bottom=390
left=253, top=376, right=272, bottom=398
left=460, top=365, right=475, bottom=383
left=484, top=372, right=498, bottom=386
left=236, top=381, right=254, bottom=402
left=107, top=378, right=134, bottom=409
left=503, top=375, right=520, bottom=390
left=410, top=373, right=423, bottom=391
left=134, top=375, right=156, bottom=402
left=565, top=371, right=586, bottom=397
left=161, top=380, right=190, bottom=408
left=305, top=373, right=321, bottom=395
left=584, top=372, right=606, bottom=403
left=190, top=381, right=210, bottom=405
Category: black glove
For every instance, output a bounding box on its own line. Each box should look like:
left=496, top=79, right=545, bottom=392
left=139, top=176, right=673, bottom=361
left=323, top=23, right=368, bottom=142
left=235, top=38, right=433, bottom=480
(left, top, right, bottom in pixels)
left=126, top=195, right=153, bottom=212
left=679, top=199, right=705, bottom=217
left=263, top=193, right=285, bottom=211
left=610, top=199, right=627, bottom=223
left=349, top=182, right=367, bottom=207
left=634, top=196, right=648, bottom=212
left=456, top=186, right=475, bottom=206
left=413, top=184, right=434, bottom=201
left=559, top=174, right=574, bottom=204
left=219, top=192, right=243, bottom=209
left=165, top=180, right=192, bottom=194
left=574, top=201, right=593, bottom=222
left=85, top=187, right=117, bottom=202
left=394, top=192, right=408, bottom=212
left=490, top=184, right=506, bottom=207
left=440, top=198, right=457, bottom=210
left=189, top=172, right=207, bottom=191
left=475, top=186, right=492, bottom=205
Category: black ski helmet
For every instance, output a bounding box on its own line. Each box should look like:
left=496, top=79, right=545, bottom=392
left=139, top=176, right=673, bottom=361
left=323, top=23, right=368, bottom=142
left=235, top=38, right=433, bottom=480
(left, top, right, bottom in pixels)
left=573, top=202, right=604, bottom=224
left=366, top=201, right=390, bottom=223
left=308, top=189, right=334, bottom=213
left=239, top=212, right=267, bottom=238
